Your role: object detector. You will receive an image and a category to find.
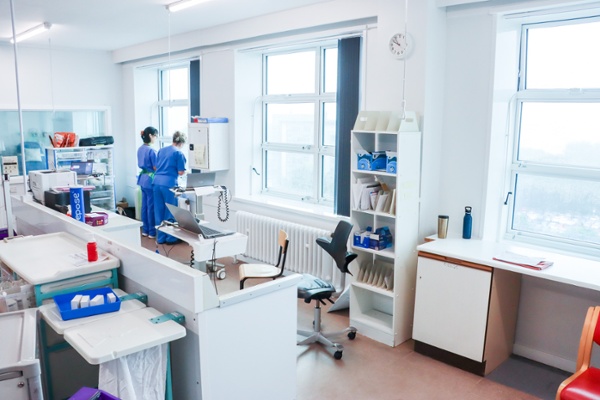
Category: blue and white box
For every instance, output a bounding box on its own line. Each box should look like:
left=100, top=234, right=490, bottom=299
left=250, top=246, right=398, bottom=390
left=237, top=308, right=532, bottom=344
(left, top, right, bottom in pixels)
left=386, top=151, right=397, bottom=174
left=357, top=151, right=386, bottom=171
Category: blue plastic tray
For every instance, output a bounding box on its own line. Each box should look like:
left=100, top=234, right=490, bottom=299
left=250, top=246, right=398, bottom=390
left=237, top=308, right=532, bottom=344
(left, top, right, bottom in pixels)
left=54, top=288, right=121, bottom=321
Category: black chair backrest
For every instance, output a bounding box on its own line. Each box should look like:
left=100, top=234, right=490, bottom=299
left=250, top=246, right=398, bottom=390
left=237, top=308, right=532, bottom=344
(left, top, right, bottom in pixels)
left=274, top=230, right=289, bottom=278
left=316, top=220, right=357, bottom=275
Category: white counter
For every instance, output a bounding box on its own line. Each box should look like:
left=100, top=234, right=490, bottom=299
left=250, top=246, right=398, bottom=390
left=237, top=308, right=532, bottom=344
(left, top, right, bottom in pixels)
left=12, top=194, right=142, bottom=246
left=417, top=238, right=600, bottom=292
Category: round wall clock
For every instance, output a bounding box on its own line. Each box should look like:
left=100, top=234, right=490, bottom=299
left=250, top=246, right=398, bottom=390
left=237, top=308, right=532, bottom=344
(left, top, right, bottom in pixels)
left=389, top=32, right=410, bottom=59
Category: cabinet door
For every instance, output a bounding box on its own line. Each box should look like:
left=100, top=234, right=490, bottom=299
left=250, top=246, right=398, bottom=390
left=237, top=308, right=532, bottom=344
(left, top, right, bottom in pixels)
left=188, top=125, right=209, bottom=170
left=413, top=256, right=492, bottom=361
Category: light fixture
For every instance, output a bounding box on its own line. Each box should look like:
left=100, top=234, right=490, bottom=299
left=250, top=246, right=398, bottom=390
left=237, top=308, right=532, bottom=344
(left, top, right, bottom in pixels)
left=10, top=22, right=52, bottom=43
left=166, top=0, right=211, bottom=13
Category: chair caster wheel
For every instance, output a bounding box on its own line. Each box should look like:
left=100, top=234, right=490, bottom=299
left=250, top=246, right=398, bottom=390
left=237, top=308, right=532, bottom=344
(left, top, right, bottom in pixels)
left=334, top=350, right=343, bottom=360
left=217, top=269, right=227, bottom=280
left=348, top=331, right=356, bottom=340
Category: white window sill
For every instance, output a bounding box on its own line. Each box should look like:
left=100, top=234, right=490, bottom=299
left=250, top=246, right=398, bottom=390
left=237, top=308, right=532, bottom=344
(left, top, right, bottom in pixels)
left=233, top=194, right=343, bottom=223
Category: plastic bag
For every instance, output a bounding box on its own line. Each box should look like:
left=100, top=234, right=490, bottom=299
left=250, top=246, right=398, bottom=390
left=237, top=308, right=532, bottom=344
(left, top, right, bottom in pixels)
left=98, top=344, right=167, bottom=400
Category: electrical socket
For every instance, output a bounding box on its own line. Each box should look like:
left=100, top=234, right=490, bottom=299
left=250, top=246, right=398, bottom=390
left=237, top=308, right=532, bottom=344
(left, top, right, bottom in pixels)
left=1, top=156, right=19, bottom=176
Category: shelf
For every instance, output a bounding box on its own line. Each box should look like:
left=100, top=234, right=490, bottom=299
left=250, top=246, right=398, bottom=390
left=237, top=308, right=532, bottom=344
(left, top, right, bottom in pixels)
left=352, top=281, right=394, bottom=297
left=352, top=209, right=395, bottom=219
left=352, top=169, right=396, bottom=177
left=352, top=245, right=395, bottom=259
left=350, top=310, right=393, bottom=333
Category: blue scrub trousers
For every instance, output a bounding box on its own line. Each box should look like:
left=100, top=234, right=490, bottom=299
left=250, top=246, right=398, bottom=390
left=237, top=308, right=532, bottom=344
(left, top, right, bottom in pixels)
left=154, top=184, right=178, bottom=244
left=141, top=187, right=156, bottom=237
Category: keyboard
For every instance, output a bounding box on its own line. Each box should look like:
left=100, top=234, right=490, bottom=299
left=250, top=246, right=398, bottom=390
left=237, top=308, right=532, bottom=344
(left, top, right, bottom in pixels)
left=198, top=224, right=235, bottom=239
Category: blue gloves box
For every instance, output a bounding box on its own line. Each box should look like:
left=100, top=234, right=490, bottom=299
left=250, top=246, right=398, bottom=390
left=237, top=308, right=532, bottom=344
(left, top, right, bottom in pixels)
left=370, top=226, right=393, bottom=250
left=353, top=228, right=372, bottom=248
left=357, top=151, right=386, bottom=171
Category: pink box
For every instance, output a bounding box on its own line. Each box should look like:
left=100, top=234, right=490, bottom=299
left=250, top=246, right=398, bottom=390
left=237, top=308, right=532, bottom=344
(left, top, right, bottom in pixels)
left=85, top=212, right=108, bottom=227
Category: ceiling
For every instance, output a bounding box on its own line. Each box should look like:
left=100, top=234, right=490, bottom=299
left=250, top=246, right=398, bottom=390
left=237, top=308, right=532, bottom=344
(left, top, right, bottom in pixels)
left=0, top=0, right=331, bottom=51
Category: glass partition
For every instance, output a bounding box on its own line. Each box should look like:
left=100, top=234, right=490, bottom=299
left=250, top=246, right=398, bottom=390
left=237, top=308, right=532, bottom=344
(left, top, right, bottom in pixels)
left=0, top=109, right=107, bottom=175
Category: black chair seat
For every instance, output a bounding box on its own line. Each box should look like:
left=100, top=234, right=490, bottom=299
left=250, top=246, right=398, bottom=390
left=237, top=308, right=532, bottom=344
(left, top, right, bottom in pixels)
left=297, top=274, right=335, bottom=302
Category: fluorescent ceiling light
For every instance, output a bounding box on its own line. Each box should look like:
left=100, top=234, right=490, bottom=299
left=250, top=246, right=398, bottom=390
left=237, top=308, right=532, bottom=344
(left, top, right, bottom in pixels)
left=10, top=22, right=52, bottom=43
left=166, top=0, right=211, bottom=13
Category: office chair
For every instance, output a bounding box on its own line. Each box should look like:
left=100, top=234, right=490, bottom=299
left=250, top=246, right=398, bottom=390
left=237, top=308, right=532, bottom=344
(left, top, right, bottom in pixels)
left=239, top=229, right=289, bottom=290
left=297, top=220, right=358, bottom=360
left=556, top=306, right=600, bottom=400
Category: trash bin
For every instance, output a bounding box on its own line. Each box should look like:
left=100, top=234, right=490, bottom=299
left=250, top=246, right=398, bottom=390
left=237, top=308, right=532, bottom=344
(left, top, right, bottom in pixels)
left=0, top=308, right=42, bottom=400
left=69, top=386, right=120, bottom=400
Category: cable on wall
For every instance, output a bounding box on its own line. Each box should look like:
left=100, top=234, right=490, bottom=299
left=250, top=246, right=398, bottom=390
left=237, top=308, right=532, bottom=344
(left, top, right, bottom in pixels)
left=401, top=0, right=409, bottom=120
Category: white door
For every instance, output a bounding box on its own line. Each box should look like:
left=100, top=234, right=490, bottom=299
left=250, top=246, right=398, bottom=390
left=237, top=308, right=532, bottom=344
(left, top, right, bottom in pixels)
left=412, top=256, right=492, bottom=361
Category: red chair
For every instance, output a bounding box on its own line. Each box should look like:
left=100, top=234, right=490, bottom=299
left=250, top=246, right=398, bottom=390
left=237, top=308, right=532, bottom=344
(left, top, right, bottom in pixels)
left=556, top=306, right=600, bottom=400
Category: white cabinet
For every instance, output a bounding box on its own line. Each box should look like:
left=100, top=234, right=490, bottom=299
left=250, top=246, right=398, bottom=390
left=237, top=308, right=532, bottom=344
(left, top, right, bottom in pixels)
left=46, top=146, right=116, bottom=210
left=413, top=256, right=491, bottom=361
left=188, top=122, right=229, bottom=171
left=349, top=111, right=422, bottom=347
left=412, top=251, right=521, bottom=375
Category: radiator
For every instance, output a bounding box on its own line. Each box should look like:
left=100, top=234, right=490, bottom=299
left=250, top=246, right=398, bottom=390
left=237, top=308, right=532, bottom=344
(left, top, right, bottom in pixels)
left=236, top=211, right=343, bottom=289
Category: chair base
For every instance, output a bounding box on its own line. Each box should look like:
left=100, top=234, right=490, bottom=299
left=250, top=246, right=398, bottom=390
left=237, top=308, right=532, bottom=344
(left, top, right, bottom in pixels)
left=297, top=301, right=357, bottom=360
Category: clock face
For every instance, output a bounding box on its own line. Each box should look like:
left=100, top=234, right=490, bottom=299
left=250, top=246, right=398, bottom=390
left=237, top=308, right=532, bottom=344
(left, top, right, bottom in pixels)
left=389, top=33, right=409, bottom=59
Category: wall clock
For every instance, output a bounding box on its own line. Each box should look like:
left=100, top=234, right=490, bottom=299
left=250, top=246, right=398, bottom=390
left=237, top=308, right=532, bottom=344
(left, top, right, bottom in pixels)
left=389, top=32, right=410, bottom=59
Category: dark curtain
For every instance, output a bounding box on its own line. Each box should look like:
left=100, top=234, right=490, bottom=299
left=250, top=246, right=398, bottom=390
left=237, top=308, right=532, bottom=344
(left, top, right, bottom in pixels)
left=190, top=60, right=200, bottom=117
left=334, top=36, right=361, bottom=216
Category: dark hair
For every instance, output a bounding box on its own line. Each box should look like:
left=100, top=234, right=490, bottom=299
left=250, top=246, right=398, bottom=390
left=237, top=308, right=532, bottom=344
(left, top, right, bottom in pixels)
left=141, top=126, right=158, bottom=144
left=172, top=131, right=187, bottom=145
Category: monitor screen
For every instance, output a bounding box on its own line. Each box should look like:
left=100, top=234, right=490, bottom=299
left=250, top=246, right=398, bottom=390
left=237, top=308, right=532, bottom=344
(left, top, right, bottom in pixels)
left=70, top=161, right=93, bottom=176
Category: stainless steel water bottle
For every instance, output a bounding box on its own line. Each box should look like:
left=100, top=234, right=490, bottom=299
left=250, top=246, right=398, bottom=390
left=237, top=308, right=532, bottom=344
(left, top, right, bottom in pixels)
left=463, top=206, right=472, bottom=239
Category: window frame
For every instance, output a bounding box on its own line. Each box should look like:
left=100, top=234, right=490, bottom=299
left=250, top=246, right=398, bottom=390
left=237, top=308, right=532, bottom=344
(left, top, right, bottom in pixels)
left=505, top=16, right=600, bottom=254
left=157, top=63, right=190, bottom=148
left=260, top=43, right=338, bottom=204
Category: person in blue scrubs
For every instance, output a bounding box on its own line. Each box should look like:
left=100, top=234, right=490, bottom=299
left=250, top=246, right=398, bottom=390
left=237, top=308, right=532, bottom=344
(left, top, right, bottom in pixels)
left=153, top=131, right=187, bottom=244
left=137, top=126, right=158, bottom=238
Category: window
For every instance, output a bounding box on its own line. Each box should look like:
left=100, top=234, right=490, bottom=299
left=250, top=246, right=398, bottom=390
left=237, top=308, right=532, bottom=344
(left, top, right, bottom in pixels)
left=158, top=64, right=190, bottom=145
left=261, top=44, right=338, bottom=204
left=507, top=17, right=600, bottom=253
left=0, top=109, right=107, bottom=175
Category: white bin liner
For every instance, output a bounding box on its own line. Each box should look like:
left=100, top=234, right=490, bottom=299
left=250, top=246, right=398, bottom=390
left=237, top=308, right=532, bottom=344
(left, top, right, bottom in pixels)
left=98, top=343, right=167, bottom=400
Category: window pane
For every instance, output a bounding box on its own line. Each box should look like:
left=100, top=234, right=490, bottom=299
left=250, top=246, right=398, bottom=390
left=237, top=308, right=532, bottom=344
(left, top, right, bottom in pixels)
left=526, top=20, right=600, bottom=89
left=322, top=102, right=337, bottom=146
left=322, top=155, right=335, bottom=201
left=266, top=151, right=314, bottom=197
left=323, top=47, right=338, bottom=93
left=161, top=67, right=189, bottom=100
left=266, top=103, right=315, bottom=145
left=512, top=174, right=600, bottom=245
left=266, top=51, right=316, bottom=95
left=519, top=102, right=600, bottom=168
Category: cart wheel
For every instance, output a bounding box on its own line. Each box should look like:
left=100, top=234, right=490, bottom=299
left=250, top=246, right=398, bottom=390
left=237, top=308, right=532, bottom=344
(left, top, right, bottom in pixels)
left=217, top=269, right=227, bottom=280
left=348, top=331, right=356, bottom=340
left=334, top=350, right=343, bottom=360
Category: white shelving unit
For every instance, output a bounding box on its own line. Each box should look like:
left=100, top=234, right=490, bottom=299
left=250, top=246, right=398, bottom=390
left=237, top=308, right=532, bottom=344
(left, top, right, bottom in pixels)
left=46, top=145, right=116, bottom=210
left=349, top=111, right=421, bottom=347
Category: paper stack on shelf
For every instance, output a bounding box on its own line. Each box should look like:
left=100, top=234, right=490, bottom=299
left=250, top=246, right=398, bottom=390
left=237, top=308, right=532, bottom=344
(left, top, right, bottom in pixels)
left=493, top=251, right=553, bottom=270
left=356, top=260, right=394, bottom=291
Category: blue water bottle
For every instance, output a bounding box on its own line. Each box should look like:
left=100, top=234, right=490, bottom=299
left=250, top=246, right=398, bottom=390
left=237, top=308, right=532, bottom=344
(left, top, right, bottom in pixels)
left=463, top=206, right=472, bottom=239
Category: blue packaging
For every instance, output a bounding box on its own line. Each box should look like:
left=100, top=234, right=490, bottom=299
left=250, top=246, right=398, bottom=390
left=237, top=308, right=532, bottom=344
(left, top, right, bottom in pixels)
left=386, top=151, right=397, bottom=174
left=357, top=151, right=386, bottom=171
left=70, top=186, right=85, bottom=223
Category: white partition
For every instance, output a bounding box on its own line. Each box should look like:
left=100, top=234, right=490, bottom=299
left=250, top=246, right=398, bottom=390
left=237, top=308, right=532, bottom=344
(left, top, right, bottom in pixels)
left=11, top=194, right=300, bottom=400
